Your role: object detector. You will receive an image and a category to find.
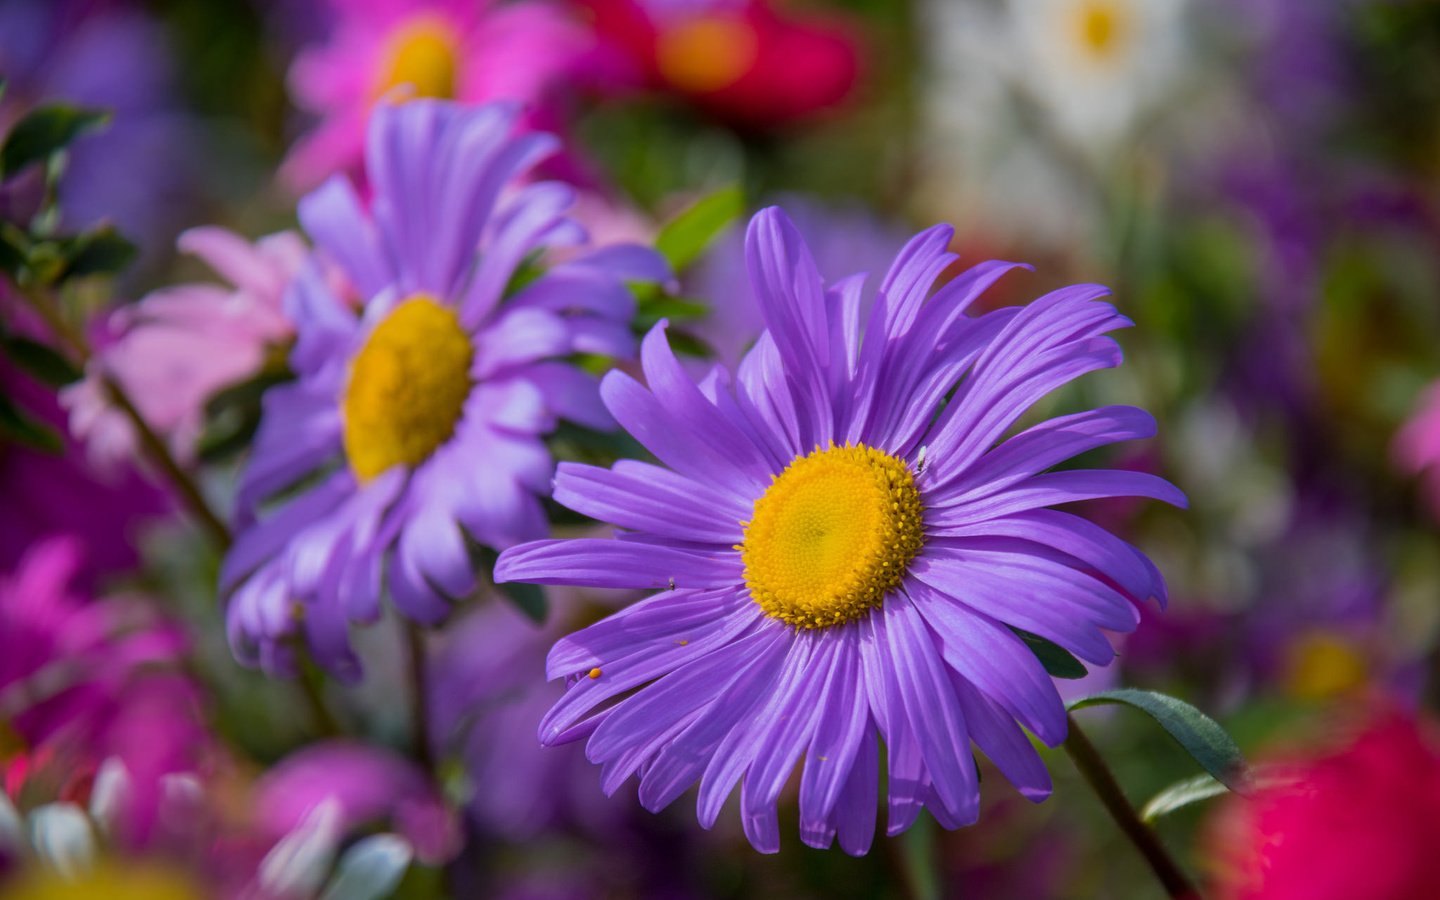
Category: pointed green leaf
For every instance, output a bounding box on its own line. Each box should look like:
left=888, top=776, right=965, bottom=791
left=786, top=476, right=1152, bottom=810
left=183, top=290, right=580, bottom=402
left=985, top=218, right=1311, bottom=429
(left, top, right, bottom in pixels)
left=60, top=225, right=136, bottom=278
left=1012, top=627, right=1088, bottom=679
left=1068, top=689, right=1247, bottom=792
left=1, top=335, right=82, bottom=386
left=1, top=105, right=109, bottom=179
left=497, top=579, right=547, bottom=624
left=1142, top=766, right=1289, bottom=822
left=1139, top=773, right=1231, bottom=823
left=654, top=186, right=744, bottom=272
left=0, top=393, right=63, bottom=453
left=634, top=296, right=711, bottom=329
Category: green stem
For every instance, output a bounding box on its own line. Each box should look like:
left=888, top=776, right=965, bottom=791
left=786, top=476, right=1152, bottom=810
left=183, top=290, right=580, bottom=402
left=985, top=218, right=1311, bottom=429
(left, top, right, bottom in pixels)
left=1064, top=714, right=1200, bottom=899
left=405, top=623, right=435, bottom=773
left=10, top=277, right=232, bottom=549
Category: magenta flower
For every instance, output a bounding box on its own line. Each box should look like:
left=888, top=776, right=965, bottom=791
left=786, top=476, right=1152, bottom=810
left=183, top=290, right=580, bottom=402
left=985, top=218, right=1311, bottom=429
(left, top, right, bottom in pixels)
left=0, top=538, right=207, bottom=843
left=1396, top=380, right=1440, bottom=517
left=496, top=207, right=1183, bottom=854
left=255, top=741, right=460, bottom=865
left=281, top=0, right=590, bottom=192
left=0, top=343, right=169, bottom=586
left=63, top=227, right=305, bottom=472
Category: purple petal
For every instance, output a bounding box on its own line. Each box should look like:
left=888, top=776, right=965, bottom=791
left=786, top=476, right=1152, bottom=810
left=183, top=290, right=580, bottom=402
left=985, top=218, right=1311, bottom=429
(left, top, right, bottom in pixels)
left=495, top=539, right=741, bottom=590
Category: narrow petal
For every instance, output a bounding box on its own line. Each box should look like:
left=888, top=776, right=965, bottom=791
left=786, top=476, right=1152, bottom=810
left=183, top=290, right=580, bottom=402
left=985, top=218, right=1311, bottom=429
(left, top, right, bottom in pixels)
left=495, top=539, right=741, bottom=590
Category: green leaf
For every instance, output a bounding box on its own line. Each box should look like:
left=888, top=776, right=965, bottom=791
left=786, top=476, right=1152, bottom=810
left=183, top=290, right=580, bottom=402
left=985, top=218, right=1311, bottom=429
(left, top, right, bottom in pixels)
left=1, top=104, right=109, bottom=179
left=654, top=185, right=744, bottom=272
left=1139, top=773, right=1231, bottom=822
left=1141, top=766, right=1289, bottom=822
left=0, top=393, right=62, bottom=453
left=0, top=224, right=26, bottom=275
left=497, top=580, right=547, bottom=624
left=1068, top=689, right=1248, bottom=792
left=60, top=226, right=136, bottom=279
left=634, top=296, right=711, bottom=329
left=0, top=335, right=82, bottom=386
left=1012, top=627, right=1088, bottom=679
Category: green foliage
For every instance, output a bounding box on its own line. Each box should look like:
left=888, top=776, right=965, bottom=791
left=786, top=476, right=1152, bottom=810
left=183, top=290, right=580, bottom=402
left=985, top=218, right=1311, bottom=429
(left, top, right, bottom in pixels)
left=0, top=104, right=109, bottom=180
left=654, top=185, right=744, bottom=272
left=0, top=392, right=62, bottom=453
left=1013, top=627, right=1088, bottom=679
left=1069, top=689, right=1248, bottom=793
left=0, top=332, right=82, bottom=387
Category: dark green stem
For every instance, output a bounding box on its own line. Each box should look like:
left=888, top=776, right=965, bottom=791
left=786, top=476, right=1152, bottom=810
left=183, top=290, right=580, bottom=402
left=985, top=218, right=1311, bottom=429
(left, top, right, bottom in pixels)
left=10, top=278, right=232, bottom=549
left=1064, top=714, right=1200, bottom=899
left=405, top=623, right=435, bottom=773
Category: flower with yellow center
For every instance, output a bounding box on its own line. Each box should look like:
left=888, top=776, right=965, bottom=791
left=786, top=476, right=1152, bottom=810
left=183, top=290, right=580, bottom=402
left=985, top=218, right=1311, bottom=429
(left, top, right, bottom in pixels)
left=655, top=16, right=759, bottom=94
left=495, top=206, right=1184, bottom=856
left=742, top=443, right=924, bottom=629
left=377, top=16, right=460, bottom=100
left=226, top=100, right=665, bottom=678
left=1071, top=0, right=1132, bottom=65
left=342, top=296, right=474, bottom=482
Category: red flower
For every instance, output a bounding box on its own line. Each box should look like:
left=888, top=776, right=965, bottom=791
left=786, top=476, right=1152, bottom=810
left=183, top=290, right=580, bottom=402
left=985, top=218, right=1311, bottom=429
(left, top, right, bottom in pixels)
left=579, top=0, right=861, bottom=128
left=1206, top=707, right=1440, bottom=900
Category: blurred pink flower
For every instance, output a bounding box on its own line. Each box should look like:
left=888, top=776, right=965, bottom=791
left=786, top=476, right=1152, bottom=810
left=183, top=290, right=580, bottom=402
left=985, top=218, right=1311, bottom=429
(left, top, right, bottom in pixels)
left=0, top=537, right=208, bottom=843
left=1206, top=706, right=1440, bottom=900
left=255, top=740, right=461, bottom=865
left=281, top=0, right=590, bottom=192
left=63, top=227, right=304, bottom=472
left=1395, top=380, right=1440, bottom=516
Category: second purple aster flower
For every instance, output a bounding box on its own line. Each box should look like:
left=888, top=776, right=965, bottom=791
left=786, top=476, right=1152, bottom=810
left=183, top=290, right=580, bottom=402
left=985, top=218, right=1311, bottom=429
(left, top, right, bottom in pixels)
left=495, top=205, right=1187, bottom=855
left=220, top=99, right=666, bottom=680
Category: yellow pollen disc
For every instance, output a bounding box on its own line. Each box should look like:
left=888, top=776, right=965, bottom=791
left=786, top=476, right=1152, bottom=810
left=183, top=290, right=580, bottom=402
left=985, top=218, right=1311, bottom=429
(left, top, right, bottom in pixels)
left=741, top=443, right=925, bottom=629
left=655, top=16, right=759, bottom=94
left=379, top=16, right=460, bottom=99
left=1283, top=630, right=1369, bottom=701
left=342, top=295, right=473, bottom=482
left=1073, top=0, right=1129, bottom=62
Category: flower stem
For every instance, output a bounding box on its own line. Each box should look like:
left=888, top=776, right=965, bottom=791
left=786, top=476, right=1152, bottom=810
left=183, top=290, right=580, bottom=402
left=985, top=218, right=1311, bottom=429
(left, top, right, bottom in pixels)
left=9, top=277, right=232, bottom=549
left=405, top=622, right=435, bottom=773
left=1063, top=714, right=1200, bottom=899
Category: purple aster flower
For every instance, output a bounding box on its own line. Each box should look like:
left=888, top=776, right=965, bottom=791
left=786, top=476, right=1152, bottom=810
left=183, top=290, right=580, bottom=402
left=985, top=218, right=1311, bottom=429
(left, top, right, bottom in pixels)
left=685, top=195, right=909, bottom=367
left=495, top=206, right=1184, bottom=854
left=220, top=99, right=666, bottom=680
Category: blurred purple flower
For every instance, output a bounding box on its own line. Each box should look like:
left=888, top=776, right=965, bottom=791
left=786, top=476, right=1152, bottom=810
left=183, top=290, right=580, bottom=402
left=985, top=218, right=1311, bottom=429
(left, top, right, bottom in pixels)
left=0, top=0, right=192, bottom=257
left=221, top=100, right=666, bottom=680
left=428, top=597, right=620, bottom=839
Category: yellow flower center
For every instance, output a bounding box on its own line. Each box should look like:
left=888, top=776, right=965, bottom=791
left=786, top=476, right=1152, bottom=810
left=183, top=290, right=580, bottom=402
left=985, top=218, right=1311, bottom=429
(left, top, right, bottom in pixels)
left=1283, top=630, right=1369, bottom=701
left=342, top=296, right=473, bottom=482
left=379, top=16, right=460, bottom=100
left=4, top=861, right=202, bottom=900
left=741, top=443, right=925, bottom=629
left=1073, top=0, right=1130, bottom=63
left=655, top=15, right=759, bottom=94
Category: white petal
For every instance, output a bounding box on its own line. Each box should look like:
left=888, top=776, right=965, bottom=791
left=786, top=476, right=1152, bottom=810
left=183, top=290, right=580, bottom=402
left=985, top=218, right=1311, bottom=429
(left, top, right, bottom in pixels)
left=256, top=797, right=344, bottom=897
left=88, top=758, right=132, bottom=837
left=318, top=834, right=413, bottom=900
left=30, top=803, right=95, bottom=878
